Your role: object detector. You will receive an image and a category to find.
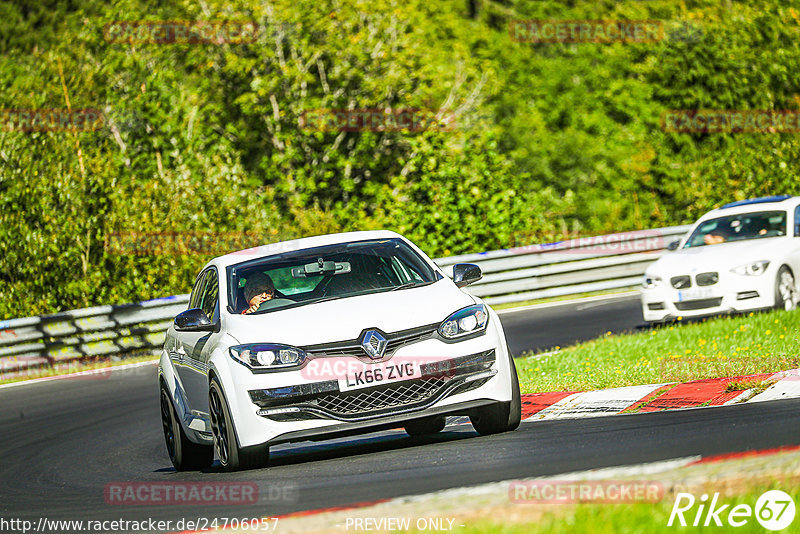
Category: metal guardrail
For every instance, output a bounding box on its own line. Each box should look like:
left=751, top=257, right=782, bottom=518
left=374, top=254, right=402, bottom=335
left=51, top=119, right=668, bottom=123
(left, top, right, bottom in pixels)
left=0, top=225, right=691, bottom=378
left=444, top=225, right=692, bottom=305
left=0, top=296, right=189, bottom=378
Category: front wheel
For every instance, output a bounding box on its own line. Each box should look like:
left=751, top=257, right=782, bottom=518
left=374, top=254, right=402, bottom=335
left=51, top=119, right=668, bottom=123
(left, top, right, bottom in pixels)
left=160, top=383, right=213, bottom=471
left=470, top=348, right=522, bottom=436
left=775, top=266, right=798, bottom=311
left=209, top=378, right=269, bottom=471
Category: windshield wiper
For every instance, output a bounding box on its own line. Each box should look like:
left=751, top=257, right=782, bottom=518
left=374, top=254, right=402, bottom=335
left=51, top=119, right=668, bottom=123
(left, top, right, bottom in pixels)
left=391, top=281, right=428, bottom=291
left=304, top=295, right=343, bottom=304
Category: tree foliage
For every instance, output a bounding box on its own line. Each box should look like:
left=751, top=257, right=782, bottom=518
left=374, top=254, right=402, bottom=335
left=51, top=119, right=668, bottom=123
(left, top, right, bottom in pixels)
left=1, top=0, right=799, bottom=318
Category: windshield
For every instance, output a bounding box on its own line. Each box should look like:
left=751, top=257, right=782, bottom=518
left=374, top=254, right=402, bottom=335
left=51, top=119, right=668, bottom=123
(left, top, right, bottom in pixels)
left=226, top=238, right=440, bottom=315
left=684, top=210, right=787, bottom=248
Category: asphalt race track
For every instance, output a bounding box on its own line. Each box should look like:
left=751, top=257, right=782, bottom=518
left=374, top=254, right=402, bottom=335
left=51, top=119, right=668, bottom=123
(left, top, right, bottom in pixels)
left=499, top=293, right=644, bottom=356
left=2, top=294, right=798, bottom=527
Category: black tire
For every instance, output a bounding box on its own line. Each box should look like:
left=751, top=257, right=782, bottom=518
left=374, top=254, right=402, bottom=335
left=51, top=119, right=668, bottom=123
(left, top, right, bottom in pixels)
left=160, top=382, right=213, bottom=471
left=209, top=377, right=269, bottom=471
left=404, top=416, right=446, bottom=437
left=469, top=348, right=522, bottom=436
left=774, top=266, right=798, bottom=311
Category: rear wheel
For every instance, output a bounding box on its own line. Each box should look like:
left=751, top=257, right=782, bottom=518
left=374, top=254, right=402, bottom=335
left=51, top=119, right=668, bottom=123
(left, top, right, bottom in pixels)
left=470, top=348, right=522, bottom=436
left=404, top=416, right=446, bottom=437
left=160, top=383, right=213, bottom=471
left=775, top=266, right=798, bottom=311
left=209, top=377, right=269, bottom=471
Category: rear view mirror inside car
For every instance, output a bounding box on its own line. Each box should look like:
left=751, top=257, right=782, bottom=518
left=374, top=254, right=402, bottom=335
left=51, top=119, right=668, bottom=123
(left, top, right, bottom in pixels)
left=291, top=259, right=351, bottom=277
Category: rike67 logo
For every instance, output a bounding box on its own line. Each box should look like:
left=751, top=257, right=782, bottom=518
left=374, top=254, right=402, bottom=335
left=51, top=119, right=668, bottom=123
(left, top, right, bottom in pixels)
left=668, top=491, right=796, bottom=530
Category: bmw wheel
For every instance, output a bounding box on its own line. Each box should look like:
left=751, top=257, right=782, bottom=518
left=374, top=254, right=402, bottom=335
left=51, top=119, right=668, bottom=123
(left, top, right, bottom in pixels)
left=160, top=382, right=213, bottom=471
left=775, top=266, right=798, bottom=311
left=209, top=377, right=269, bottom=471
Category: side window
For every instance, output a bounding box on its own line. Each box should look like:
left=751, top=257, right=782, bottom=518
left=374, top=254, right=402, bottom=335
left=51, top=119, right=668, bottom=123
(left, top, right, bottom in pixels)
left=189, top=271, right=207, bottom=310
left=795, top=205, right=800, bottom=236
left=198, top=269, right=220, bottom=322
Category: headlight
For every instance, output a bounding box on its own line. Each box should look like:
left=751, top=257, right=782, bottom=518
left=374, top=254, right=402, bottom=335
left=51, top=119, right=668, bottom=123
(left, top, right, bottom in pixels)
left=439, top=304, right=489, bottom=340
left=731, top=260, right=770, bottom=276
left=642, top=275, right=662, bottom=289
left=229, top=343, right=307, bottom=370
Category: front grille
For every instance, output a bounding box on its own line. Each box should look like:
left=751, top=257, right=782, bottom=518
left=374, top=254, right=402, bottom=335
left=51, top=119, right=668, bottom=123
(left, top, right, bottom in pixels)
left=674, top=298, right=723, bottom=311
left=300, top=323, right=438, bottom=359
left=696, top=272, right=719, bottom=286
left=671, top=275, right=691, bottom=289
left=316, top=377, right=443, bottom=415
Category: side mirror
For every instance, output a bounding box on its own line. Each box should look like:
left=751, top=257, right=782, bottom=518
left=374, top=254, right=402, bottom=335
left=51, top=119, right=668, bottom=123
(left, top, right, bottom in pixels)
left=666, top=240, right=680, bottom=251
left=174, top=308, right=214, bottom=332
left=452, top=263, right=482, bottom=288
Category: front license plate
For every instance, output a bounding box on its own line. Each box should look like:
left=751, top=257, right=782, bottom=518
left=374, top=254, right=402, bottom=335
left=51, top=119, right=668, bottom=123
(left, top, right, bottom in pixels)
left=338, top=360, right=421, bottom=392
left=677, top=288, right=713, bottom=301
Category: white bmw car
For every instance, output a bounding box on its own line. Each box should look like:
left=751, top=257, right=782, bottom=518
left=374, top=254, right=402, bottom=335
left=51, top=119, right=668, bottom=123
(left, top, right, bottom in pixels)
left=641, top=195, right=800, bottom=323
left=159, top=231, right=521, bottom=471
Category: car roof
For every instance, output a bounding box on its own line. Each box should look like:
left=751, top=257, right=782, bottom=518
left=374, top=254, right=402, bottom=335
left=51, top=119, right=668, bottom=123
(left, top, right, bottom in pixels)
left=700, top=195, right=800, bottom=220
left=203, top=230, right=406, bottom=271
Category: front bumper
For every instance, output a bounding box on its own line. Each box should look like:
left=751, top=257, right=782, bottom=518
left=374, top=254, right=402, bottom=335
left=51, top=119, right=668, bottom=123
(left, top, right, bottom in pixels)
left=250, top=350, right=496, bottom=422
left=210, top=318, right=513, bottom=448
left=641, top=270, right=776, bottom=322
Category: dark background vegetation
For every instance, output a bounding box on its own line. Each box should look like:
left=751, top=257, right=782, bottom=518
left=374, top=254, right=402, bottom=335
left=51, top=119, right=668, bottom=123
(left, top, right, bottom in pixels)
left=1, top=0, right=799, bottom=318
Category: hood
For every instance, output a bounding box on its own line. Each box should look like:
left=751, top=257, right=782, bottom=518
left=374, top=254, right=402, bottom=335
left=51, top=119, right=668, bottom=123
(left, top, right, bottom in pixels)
left=225, top=278, right=476, bottom=346
left=647, top=237, right=787, bottom=275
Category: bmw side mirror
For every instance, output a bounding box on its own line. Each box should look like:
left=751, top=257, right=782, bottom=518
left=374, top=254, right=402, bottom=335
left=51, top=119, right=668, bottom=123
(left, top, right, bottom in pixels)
left=452, top=263, right=482, bottom=288
left=666, top=240, right=680, bottom=251
left=174, top=308, right=215, bottom=332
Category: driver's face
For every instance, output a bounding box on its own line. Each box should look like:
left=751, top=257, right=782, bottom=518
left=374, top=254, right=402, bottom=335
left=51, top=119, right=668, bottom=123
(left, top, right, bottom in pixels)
left=248, top=290, right=274, bottom=308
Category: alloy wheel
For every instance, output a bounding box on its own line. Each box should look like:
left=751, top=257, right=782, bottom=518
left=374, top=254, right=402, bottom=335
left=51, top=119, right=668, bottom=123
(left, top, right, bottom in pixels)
left=209, top=387, right=229, bottom=466
left=160, top=389, right=177, bottom=462
left=778, top=270, right=798, bottom=311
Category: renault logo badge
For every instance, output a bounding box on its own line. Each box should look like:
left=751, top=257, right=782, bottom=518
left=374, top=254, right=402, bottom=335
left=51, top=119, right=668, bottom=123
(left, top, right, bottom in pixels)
left=361, top=330, right=387, bottom=360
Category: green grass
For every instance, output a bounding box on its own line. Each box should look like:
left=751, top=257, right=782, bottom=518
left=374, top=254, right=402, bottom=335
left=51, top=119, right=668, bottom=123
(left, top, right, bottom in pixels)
left=452, top=482, right=800, bottom=534
left=516, top=308, right=800, bottom=393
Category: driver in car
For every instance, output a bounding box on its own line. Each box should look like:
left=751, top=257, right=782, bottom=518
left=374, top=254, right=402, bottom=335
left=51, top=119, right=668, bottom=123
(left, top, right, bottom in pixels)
left=242, top=273, right=275, bottom=315
left=704, top=220, right=737, bottom=245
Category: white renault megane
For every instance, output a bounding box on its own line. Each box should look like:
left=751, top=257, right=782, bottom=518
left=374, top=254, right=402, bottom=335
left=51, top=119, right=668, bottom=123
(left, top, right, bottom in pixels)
left=159, top=231, right=521, bottom=471
left=641, top=195, right=800, bottom=323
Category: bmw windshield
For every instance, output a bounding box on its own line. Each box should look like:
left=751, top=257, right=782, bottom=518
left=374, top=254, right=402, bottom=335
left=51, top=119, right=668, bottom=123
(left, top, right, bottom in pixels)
left=227, top=238, right=440, bottom=315
left=683, top=211, right=787, bottom=248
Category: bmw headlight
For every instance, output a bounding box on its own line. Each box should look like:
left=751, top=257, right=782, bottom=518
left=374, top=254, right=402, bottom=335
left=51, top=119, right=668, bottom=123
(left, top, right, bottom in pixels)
left=731, top=260, right=770, bottom=276
left=229, top=343, right=307, bottom=370
left=439, top=304, right=489, bottom=340
left=642, top=275, right=662, bottom=289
